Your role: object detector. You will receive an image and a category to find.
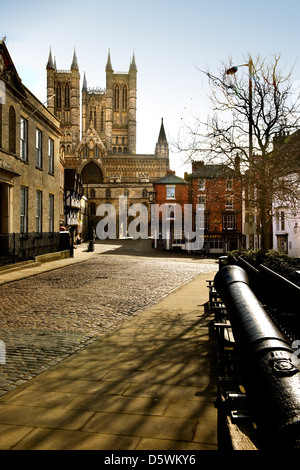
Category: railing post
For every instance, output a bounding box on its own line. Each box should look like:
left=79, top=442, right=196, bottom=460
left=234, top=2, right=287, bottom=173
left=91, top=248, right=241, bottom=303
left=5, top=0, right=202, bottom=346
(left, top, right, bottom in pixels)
left=13, top=232, right=15, bottom=264
left=214, top=265, right=300, bottom=450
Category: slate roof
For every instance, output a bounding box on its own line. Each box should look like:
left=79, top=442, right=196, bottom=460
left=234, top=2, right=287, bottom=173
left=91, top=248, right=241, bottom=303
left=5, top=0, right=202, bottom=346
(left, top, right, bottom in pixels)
left=190, top=164, right=235, bottom=179
left=154, top=173, right=187, bottom=185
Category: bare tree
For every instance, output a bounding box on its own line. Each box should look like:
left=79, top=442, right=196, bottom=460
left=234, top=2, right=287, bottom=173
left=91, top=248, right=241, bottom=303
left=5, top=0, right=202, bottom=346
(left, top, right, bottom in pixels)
left=175, top=54, right=300, bottom=251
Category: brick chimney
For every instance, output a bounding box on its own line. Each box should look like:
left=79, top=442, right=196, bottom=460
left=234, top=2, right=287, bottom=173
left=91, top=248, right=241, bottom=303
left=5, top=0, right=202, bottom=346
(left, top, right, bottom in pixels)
left=192, top=160, right=204, bottom=172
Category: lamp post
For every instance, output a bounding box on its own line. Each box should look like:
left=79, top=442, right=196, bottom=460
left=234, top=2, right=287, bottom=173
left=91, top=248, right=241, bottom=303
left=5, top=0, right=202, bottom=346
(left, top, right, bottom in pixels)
left=226, top=59, right=254, bottom=248
left=148, top=190, right=156, bottom=245
left=226, top=60, right=253, bottom=165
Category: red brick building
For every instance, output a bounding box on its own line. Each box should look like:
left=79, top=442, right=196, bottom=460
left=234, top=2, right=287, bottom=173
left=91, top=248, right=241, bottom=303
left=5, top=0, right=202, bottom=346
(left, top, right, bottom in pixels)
left=190, top=162, right=243, bottom=254
left=152, top=171, right=189, bottom=249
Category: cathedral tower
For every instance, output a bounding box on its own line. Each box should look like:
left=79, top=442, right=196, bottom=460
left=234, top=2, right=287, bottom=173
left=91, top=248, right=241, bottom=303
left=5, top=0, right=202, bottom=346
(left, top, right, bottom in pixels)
left=80, top=50, right=137, bottom=157
left=46, top=48, right=80, bottom=165
left=104, top=50, right=137, bottom=155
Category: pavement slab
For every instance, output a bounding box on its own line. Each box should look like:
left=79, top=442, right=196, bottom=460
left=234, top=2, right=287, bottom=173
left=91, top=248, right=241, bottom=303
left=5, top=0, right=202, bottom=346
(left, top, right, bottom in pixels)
left=0, top=240, right=219, bottom=450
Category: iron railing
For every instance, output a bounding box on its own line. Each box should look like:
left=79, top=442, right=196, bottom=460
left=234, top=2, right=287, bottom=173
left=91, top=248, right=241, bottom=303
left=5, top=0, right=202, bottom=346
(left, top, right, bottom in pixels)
left=214, top=265, right=300, bottom=450
left=227, top=256, right=300, bottom=345
left=0, top=232, right=70, bottom=267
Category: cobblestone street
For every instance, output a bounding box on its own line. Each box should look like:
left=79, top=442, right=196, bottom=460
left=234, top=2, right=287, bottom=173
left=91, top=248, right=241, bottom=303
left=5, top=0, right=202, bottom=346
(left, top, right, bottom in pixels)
left=0, top=241, right=218, bottom=397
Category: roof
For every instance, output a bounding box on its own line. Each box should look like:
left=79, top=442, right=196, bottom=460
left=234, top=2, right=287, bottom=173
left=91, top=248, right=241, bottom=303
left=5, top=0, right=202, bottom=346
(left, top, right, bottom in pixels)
left=190, top=164, right=235, bottom=179
left=0, top=39, right=27, bottom=98
left=154, top=173, right=187, bottom=185
left=157, top=118, right=167, bottom=143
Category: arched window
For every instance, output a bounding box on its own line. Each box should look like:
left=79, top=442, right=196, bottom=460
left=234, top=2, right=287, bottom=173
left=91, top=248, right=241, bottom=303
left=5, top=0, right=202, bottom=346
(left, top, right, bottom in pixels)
left=113, top=147, right=116, bottom=154
left=81, top=161, right=103, bottom=184
left=122, top=85, right=128, bottom=111
left=101, top=108, right=104, bottom=131
left=142, top=189, right=148, bottom=198
left=9, top=106, right=16, bottom=153
left=56, top=84, right=61, bottom=110
left=65, top=83, right=70, bottom=109
left=118, top=147, right=122, bottom=154
left=114, top=84, right=120, bottom=111
left=89, top=203, right=96, bottom=215
left=106, top=188, right=111, bottom=198
left=124, top=189, right=129, bottom=197
left=90, top=189, right=95, bottom=198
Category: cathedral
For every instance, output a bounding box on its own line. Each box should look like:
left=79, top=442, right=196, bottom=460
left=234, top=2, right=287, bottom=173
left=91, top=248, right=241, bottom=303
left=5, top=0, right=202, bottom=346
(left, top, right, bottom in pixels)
left=46, top=48, right=170, bottom=237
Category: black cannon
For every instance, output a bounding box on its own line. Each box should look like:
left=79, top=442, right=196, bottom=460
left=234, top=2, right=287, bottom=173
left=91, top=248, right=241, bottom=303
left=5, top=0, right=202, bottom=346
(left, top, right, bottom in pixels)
left=214, top=265, right=300, bottom=450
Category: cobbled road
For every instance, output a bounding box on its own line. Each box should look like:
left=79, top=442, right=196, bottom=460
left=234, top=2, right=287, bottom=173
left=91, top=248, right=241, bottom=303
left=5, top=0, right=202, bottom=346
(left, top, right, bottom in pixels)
left=0, top=243, right=217, bottom=396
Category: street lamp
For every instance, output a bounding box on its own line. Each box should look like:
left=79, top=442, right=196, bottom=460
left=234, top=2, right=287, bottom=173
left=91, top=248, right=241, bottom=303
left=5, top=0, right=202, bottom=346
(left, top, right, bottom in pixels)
left=226, top=60, right=253, bottom=164
left=226, top=60, right=255, bottom=248
left=148, top=191, right=155, bottom=203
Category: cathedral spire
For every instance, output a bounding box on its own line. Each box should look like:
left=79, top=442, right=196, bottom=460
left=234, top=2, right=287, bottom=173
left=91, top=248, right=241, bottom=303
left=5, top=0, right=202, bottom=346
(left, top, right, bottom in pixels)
left=158, top=118, right=167, bottom=143
left=46, top=47, right=54, bottom=69
left=155, top=118, right=169, bottom=159
left=106, top=49, right=113, bottom=72
left=130, top=50, right=137, bottom=71
left=71, top=48, right=79, bottom=70
left=82, top=71, right=87, bottom=91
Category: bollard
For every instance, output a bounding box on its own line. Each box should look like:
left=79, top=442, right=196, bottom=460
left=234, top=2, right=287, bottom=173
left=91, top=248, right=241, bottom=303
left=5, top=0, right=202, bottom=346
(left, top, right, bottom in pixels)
left=214, top=265, right=300, bottom=450
left=219, top=256, right=228, bottom=270
left=87, top=240, right=95, bottom=252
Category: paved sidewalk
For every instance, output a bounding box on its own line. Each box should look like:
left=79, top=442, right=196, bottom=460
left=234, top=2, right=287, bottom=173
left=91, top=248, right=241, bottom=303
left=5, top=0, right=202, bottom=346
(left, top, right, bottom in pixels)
left=0, top=260, right=218, bottom=450
left=0, top=242, right=112, bottom=285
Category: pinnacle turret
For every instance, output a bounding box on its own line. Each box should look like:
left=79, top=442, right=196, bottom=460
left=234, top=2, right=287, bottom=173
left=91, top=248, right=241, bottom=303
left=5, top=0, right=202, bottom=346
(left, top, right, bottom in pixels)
left=106, top=49, right=113, bottom=72
left=155, top=118, right=169, bottom=159
left=71, top=48, right=79, bottom=70
left=158, top=118, right=167, bottom=143
left=82, top=71, right=87, bottom=91
left=130, top=51, right=137, bottom=71
left=46, top=47, right=54, bottom=69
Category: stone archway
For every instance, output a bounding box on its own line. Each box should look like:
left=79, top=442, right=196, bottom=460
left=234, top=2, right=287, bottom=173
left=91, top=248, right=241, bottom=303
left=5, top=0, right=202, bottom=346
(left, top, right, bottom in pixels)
left=81, top=161, right=103, bottom=184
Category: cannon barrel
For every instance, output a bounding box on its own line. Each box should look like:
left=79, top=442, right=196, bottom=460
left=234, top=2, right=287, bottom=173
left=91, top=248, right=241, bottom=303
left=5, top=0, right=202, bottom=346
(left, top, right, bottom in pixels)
left=214, top=265, right=300, bottom=449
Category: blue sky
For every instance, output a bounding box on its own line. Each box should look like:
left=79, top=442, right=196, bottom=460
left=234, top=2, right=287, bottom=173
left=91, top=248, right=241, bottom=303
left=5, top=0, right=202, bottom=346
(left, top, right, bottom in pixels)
left=2, top=0, right=300, bottom=176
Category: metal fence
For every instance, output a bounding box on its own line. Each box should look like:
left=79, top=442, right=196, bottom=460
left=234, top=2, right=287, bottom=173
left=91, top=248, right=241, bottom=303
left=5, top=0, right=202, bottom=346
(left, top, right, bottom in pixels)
left=228, top=255, right=300, bottom=344
left=0, top=232, right=70, bottom=267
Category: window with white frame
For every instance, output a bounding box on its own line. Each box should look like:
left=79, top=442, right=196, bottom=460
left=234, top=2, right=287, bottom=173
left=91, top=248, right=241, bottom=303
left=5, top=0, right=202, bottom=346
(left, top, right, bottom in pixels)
left=275, top=211, right=286, bottom=232
left=49, top=194, right=54, bottom=232
left=281, top=211, right=285, bottom=231
left=36, top=190, right=42, bottom=233
left=20, top=186, right=28, bottom=233
left=197, top=195, right=206, bottom=208
left=223, top=213, right=236, bottom=230
left=225, top=195, right=234, bottom=209
left=276, top=212, right=279, bottom=232
left=166, top=204, right=175, bottom=220
left=210, top=239, right=223, bottom=250
left=36, top=128, right=42, bottom=168
left=49, top=138, right=54, bottom=174
left=226, top=179, right=233, bottom=191
left=198, top=179, right=205, bottom=191
left=166, top=186, right=175, bottom=199
left=20, top=117, right=28, bottom=161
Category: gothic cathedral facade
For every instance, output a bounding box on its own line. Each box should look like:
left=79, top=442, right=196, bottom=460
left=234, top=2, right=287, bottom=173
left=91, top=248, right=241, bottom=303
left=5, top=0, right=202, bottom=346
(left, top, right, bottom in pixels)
left=46, top=48, right=170, bottom=238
